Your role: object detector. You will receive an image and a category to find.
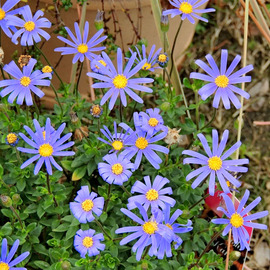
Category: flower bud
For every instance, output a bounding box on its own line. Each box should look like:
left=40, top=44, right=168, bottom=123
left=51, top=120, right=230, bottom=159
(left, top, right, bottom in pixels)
left=0, top=195, right=12, bottom=207
left=160, top=11, right=169, bottom=32
left=12, top=194, right=21, bottom=204
left=95, top=10, right=104, bottom=30
left=160, top=101, right=170, bottom=112
left=70, top=112, right=81, bottom=127
left=229, top=251, right=241, bottom=261
left=61, top=261, right=71, bottom=270
left=141, top=262, right=148, bottom=270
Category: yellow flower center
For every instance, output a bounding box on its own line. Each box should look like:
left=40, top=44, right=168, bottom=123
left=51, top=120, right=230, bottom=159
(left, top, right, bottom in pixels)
left=81, top=199, right=94, bottom=212
left=148, top=118, right=159, bottom=127
left=143, top=221, right=158, bottom=235
left=113, top=74, right=128, bottom=89
left=0, top=262, right=9, bottom=270
left=230, top=213, right=244, bottom=228
left=95, top=60, right=107, bottom=70
left=215, top=75, right=229, bottom=88
left=77, top=43, right=88, bottom=54
left=158, top=54, right=167, bottom=63
left=135, top=137, right=148, bottom=150
left=145, top=189, right=159, bottom=201
left=179, top=2, right=193, bottom=14
left=0, top=8, right=6, bottom=20
left=142, top=62, right=151, bottom=70
left=166, top=223, right=173, bottom=230
left=208, top=156, right=222, bottom=171
left=112, top=140, right=123, bottom=151
left=226, top=181, right=231, bottom=187
left=24, top=21, right=35, bottom=31
left=92, top=105, right=101, bottom=115
left=82, top=236, right=93, bottom=248
left=111, top=163, right=123, bottom=175
left=39, top=143, right=53, bottom=157
left=7, top=133, right=17, bottom=144
left=42, top=65, right=52, bottom=73
left=20, top=76, right=31, bottom=87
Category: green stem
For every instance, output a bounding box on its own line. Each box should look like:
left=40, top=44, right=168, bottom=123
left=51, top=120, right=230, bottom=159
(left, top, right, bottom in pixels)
left=121, top=185, right=131, bottom=196
left=195, top=91, right=199, bottom=130
left=119, top=101, right=123, bottom=122
left=75, top=62, right=84, bottom=101
left=94, top=219, right=112, bottom=240
left=104, top=184, right=112, bottom=212
left=10, top=206, right=23, bottom=229
left=46, top=173, right=58, bottom=207
left=16, top=149, right=22, bottom=164
left=34, top=43, right=64, bottom=86
left=189, top=192, right=210, bottom=211
left=51, top=83, right=63, bottom=119
left=200, top=108, right=217, bottom=131
left=32, top=95, right=40, bottom=119
left=170, top=20, right=183, bottom=76
left=164, top=68, right=172, bottom=102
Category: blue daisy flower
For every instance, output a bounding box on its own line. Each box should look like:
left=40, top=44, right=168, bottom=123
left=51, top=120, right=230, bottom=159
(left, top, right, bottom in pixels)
left=127, top=175, right=175, bottom=211
left=55, top=21, right=107, bottom=64
left=0, top=0, right=20, bottom=38
left=90, top=55, right=108, bottom=74
left=129, top=44, right=162, bottom=72
left=149, top=204, right=193, bottom=259
left=87, top=47, right=154, bottom=110
left=190, top=49, right=254, bottom=109
left=98, top=121, right=133, bottom=153
left=115, top=202, right=173, bottom=261
left=7, top=5, right=51, bottom=46
left=157, top=52, right=169, bottom=68
left=183, top=129, right=249, bottom=196
left=41, top=65, right=53, bottom=78
left=0, top=238, right=29, bottom=270
left=163, top=0, right=215, bottom=24
left=90, top=104, right=103, bottom=118
left=74, top=229, right=105, bottom=258
left=120, top=125, right=169, bottom=170
left=70, top=186, right=104, bottom=223
left=98, top=153, right=134, bottom=185
left=134, top=108, right=168, bottom=137
left=0, top=58, right=50, bottom=106
left=5, top=132, right=19, bottom=146
left=17, top=118, right=75, bottom=175
left=212, top=190, right=268, bottom=251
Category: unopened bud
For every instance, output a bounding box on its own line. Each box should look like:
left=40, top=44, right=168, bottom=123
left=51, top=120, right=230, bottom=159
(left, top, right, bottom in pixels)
left=61, top=261, right=71, bottom=270
left=0, top=195, right=12, bottom=207
left=141, top=262, right=148, bottom=270
left=95, top=10, right=104, bottom=30
left=70, top=112, right=80, bottom=126
left=229, top=251, right=241, bottom=261
left=12, top=194, right=21, bottom=204
left=160, top=101, right=170, bottom=112
left=160, top=11, right=169, bottom=32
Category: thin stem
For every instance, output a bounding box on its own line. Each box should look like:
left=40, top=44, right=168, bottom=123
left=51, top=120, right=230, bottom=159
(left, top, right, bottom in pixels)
left=34, top=43, right=64, bottom=86
left=225, top=0, right=249, bottom=269
left=164, top=68, right=172, bottom=102
left=189, top=192, right=210, bottom=211
left=142, top=245, right=151, bottom=260
left=16, top=149, right=22, bottom=164
left=104, top=184, right=112, bottom=212
left=10, top=206, right=23, bottom=229
left=75, top=61, right=84, bottom=101
left=32, top=95, right=40, bottom=119
left=120, top=101, right=123, bottom=122
left=94, top=219, right=112, bottom=240
left=195, top=91, right=199, bottom=130
left=121, top=185, right=131, bottom=197
left=188, top=230, right=223, bottom=269
left=51, top=83, right=63, bottom=119
left=200, top=109, right=217, bottom=131
left=46, top=173, right=58, bottom=207
left=170, top=20, right=183, bottom=76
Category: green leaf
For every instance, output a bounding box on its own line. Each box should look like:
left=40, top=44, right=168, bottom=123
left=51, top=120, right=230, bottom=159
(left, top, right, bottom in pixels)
left=72, top=166, right=86, bottom=181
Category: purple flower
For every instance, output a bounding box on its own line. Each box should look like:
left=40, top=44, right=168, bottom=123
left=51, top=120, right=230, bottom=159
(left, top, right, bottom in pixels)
left=115, top=202, right=173, bottom=261
left=149, top=204, right=193, bottom=259
left=212, top=190, right=268, bottom=251
left=7, top=5, right=51, bottom=46
left=55, top=21, right=107, bottom=64
left=163, top=0, right=215, bottom=24
left=74, top=229, right=105, bottom=258
left=134, top=108, right=168, bottom=137
left=70, top=186, right=104, bottom=223
left=129, top=44, right=162, bottom=72
left=0, top=0, right=20, bottom=38
left=183, top=129, right=249, bottom=196
left=5, top=132, right=19, bottom=146
left=87, top=47, right=154, bottom=110
left=120, top=126, right=169, bottom=170
left=90, top=55, right=108, bottom=74
left=0, top=58, right=50, bottom=106
left=98, top=121, right=132, bottom=153
left=127, top=175, right=175, bottom=211
left=0, top=238, right=29, bottom=270
left=98, top=153, right=134, bottom=185
left=18, top=118, right=75, bottom=175
left=190, top=49, right=254, bottom=109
